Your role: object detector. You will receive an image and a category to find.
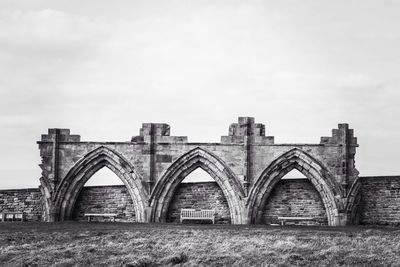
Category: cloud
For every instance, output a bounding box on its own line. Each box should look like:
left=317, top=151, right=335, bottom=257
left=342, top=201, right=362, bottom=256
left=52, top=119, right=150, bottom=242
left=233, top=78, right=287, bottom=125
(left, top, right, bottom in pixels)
left=1, top=1, right=400, bottom=189
left=0, top=9, right=111, bottom=94
left=0, top=9, right=109, bottom=53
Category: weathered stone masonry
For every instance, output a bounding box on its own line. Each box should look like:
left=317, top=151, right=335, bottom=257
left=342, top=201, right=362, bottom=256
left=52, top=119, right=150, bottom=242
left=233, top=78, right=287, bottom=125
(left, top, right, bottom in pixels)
left=0, top=188, right=42, bottom=221
left=73, top=185, right=136, bottom=222
left=36, top=117, right=365, bottom=226
left=167, top=182, right=231, bottom=224
left=358, top=176, right=400, bottom=226
left=2, top=176, right=400, bottom=225
left=262, top=179, right=327, bottom=225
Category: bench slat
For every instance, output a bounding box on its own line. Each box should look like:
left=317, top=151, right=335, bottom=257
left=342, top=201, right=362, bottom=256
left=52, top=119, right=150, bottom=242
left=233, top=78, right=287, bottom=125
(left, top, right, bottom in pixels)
left=180, top=209, right=215, bottom=224
left=84, top=213, right=118, bottom=216
left=278, top=217, right=314, bottom=220
left=1, top=212, right=24, bottom=222
left=277, top=216, right=315, bottom=226
left=84, top=213, right=118, bottom=222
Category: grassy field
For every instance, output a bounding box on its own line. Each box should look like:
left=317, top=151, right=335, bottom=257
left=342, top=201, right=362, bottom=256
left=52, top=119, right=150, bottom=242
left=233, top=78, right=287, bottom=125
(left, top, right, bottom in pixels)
left=0, top=222, right=399, bottom=266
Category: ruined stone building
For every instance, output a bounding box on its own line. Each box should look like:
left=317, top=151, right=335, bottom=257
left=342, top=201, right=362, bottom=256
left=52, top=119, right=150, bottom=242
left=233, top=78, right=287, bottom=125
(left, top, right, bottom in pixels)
left=1, top=117, right=399, bottom=225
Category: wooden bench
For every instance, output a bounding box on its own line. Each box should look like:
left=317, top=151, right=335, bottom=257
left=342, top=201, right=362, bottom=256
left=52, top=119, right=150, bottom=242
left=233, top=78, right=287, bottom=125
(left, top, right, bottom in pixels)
left=277, top=216, right=315, bottom=226
left=84, top=213, right=118, bottom=222
left=180, top=209, right=215, bottom=224
left=1, top=212, right=24, bottom=222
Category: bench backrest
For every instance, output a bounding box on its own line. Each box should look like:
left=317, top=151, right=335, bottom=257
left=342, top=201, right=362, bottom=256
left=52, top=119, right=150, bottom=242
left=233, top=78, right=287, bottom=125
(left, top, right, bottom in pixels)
left=181, top=209, right=214, bottom=218
left=84, top=213, right=118, bottom=217
left=0, top=212, right=24, bottom=221
left=277, top=216, right=314, bottom=220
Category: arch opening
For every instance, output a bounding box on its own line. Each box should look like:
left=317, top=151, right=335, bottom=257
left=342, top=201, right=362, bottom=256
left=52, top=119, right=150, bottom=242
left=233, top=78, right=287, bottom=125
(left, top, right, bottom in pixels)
left=72, top=166, right=136, bottom=222
left=166, top=167, right=231, bottom=224
left=261, top=169, right=328, bottom=225
left=84, top=167, right=124, bottom=186
left=150, top=148, right=245, bottom=224
left=248, top=149, right=341, bottom=226
left=55, top=147, right=147, bottom=223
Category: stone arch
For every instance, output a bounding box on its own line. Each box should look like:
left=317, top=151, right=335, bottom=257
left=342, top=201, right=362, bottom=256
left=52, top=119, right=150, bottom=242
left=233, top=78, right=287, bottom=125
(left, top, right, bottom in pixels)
left=39, top=178, right=54, bottom=222
left=247, top=148, right=342, bottom=226
left=55, top=146, right=148, bottom=222
left=149, top=147, right=246, bottom=224
left=345, top=178, right=362, bottom=225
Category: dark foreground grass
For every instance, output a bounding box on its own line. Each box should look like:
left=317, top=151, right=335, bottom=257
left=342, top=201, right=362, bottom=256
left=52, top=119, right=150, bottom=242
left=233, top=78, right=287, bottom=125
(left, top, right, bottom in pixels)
left=0, top=222, right=399, bottom=266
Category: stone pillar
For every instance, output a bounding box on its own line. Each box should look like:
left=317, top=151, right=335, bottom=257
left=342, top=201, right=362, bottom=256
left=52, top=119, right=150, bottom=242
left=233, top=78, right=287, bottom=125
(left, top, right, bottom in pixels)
left=37, top=129, right=80, bottom=222
left=132, top=123, right=187, bottom=194
left=320, top=124, right=359, bottom=225
left=320, top=124, right=359, bottom=196
left=134, top=123, right=169, bottom=193
left=221, top=117, right=274, bottom=195
left=333, top=212, right=350, bottom=226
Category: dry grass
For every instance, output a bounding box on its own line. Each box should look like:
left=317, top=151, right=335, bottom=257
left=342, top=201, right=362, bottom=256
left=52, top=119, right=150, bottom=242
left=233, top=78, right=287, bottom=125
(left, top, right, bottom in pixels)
left=0, top=222, right=399, bottom=266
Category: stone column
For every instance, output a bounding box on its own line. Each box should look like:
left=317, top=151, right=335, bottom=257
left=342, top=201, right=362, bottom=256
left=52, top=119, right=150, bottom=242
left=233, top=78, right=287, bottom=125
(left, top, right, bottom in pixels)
left=221, top=117, right=274, bottom=196
left=37, top=129, right=80, bottom=222
left=320, top=124, right=359, bottom=196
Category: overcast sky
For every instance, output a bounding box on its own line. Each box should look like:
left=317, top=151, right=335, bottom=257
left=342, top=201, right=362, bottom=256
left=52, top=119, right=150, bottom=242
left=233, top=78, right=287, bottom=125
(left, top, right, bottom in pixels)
left=0, top=0, right=399, bottom=189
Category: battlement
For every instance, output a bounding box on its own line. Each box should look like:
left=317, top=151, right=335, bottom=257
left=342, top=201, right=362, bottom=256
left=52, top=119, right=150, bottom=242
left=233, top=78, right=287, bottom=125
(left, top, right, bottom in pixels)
left=229, top=117, right=265, bottom=136
left=221, top=117, right=274, bottom=144
left=320, top=123, right=358, bottom=148
left=140, top=123, right=170, bottom=136
left=40, top=129, right=81, bottom=142
left=131, top=123, right=187, bottom=143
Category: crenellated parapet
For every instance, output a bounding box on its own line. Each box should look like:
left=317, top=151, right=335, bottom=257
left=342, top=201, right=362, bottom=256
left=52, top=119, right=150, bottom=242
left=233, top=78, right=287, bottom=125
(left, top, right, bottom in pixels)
left=40, top=129, right=81, bottom=142
left=320, top=124, right=359, bottom=192
left=221, top=117, right=274, bottom=144
left=320, top=123, right=358, bottom=147
left=131, top=123, right=187, bottom=143
left=38, top=129, right=81, bottom=184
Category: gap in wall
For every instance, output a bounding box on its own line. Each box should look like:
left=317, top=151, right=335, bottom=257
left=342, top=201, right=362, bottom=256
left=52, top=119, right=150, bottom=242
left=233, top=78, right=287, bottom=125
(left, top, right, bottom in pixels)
left=281, top=169, right=307, bottom=179
left=72, top=166, right=135, bottom=222
left=262, top=169, right=328, bottom=226
left=84, top=167, right=124, bottom=186
left=167, top=167, right=231, bottom=224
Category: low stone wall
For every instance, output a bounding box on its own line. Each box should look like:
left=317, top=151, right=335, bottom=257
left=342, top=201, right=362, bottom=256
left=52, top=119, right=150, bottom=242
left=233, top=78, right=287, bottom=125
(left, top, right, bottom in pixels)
left=1, top=176, right=400, bottom=225
left=73, top=185, right=136, bottom=222
left=262, top=179, right=328, bottom=225
left=0, top=188, right=42, bottom=221
left=167, top=182, right=230, bottom=224
left=359, top=176, right=400, bottom=226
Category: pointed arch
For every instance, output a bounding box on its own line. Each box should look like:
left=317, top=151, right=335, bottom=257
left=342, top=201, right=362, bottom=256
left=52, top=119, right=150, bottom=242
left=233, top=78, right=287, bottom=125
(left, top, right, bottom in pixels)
left=345, top=178, right=362, bottom=225
left=149, top=147, right=246, bottom=224
left=247, top=148, right=343, bottom=226
left=54, top=146, right=148, bottom=222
